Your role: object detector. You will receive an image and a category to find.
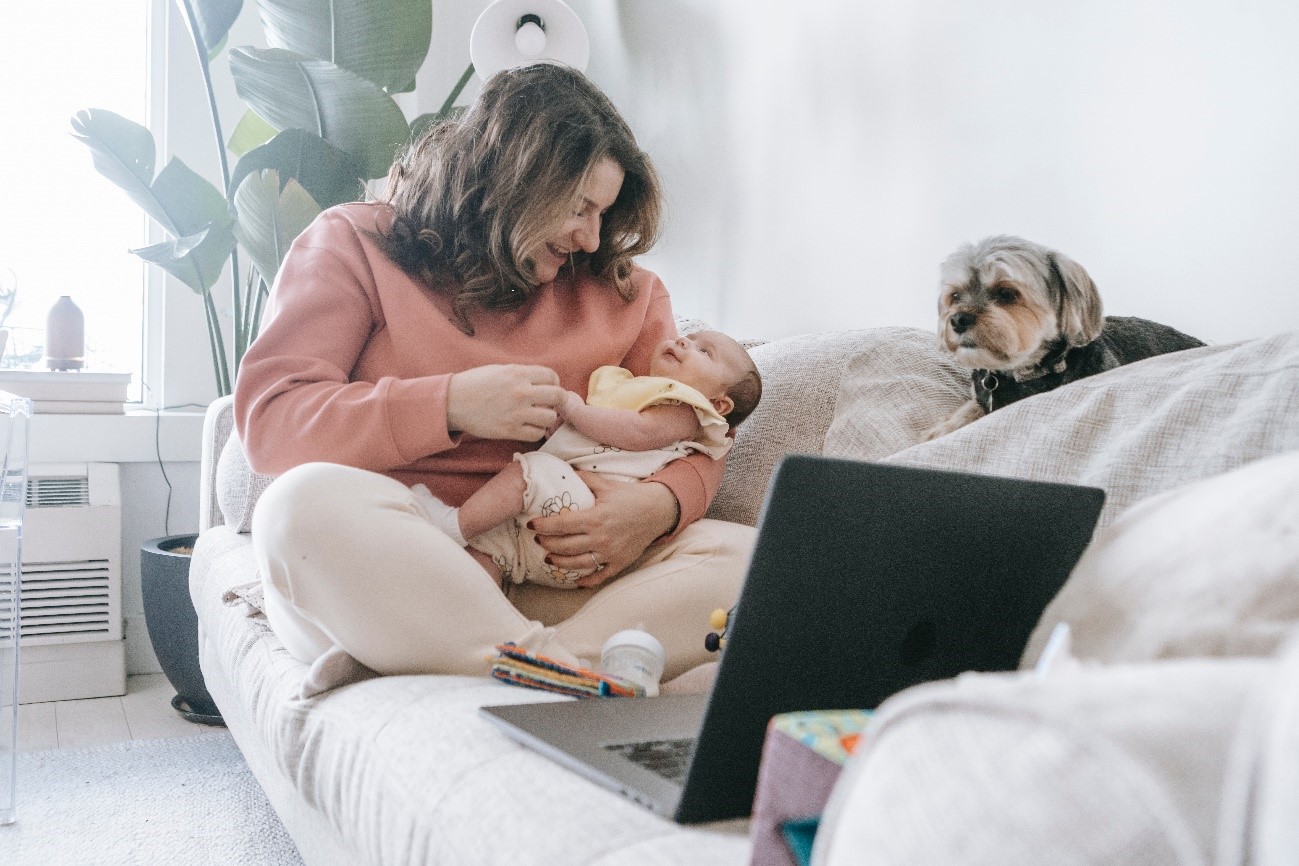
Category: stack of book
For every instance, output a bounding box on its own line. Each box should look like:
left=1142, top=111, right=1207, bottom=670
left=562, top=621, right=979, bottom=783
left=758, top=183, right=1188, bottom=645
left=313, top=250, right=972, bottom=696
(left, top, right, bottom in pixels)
left=0, top=369, right=132, bottom=414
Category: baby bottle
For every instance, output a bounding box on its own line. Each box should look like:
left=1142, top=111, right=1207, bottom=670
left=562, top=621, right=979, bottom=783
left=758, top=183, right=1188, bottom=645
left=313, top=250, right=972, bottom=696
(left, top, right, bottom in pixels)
left=599, top=629, right=666, bottom=696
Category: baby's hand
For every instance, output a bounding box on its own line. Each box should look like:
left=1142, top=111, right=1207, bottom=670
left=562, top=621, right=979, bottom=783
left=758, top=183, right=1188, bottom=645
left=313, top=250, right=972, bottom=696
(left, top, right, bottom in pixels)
left=559, top=390, right=586, bottom=421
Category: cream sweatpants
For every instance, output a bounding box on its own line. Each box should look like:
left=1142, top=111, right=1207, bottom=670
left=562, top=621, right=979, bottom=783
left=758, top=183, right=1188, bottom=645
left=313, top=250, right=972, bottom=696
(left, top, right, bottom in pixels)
left=251, top=462, right=756, bottom=680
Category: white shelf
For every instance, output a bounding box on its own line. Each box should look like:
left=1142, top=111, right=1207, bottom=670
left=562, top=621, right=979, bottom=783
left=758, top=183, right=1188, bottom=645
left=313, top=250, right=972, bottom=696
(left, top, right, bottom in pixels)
left=29, top=409, right=206, bottom=464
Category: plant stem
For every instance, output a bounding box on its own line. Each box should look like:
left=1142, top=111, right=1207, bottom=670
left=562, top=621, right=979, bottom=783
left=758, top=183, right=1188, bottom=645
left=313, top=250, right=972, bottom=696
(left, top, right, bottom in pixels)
left=177, top=0, right=242, bottom=396
left=438, top=64, right=475, bottom=118
left=235, top=265, right=261, bottom=376
left=250, top=276, right=269, bottom=351
left=202, top=288, right=232, bottom=396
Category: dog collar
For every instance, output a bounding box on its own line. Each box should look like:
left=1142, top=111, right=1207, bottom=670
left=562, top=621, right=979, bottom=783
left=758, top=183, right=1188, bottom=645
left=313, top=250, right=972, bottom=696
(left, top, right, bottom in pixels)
left=974, top=340, right=1080, bottom=412
left=1012, top=339, right=1071, bottom=383
left=973, top=370, right=999, bottom=412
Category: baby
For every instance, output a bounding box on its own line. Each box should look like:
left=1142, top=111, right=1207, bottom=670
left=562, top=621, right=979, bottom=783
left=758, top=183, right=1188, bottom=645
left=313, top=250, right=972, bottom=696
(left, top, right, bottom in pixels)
left=414, top=330, right=762, bottom=588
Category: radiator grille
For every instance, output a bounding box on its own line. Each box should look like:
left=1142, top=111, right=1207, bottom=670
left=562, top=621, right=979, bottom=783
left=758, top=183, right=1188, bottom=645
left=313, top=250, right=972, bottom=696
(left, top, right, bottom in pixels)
left=26, top=476, right=91, bottom=508
left=0, top=559, right=113, bottom=640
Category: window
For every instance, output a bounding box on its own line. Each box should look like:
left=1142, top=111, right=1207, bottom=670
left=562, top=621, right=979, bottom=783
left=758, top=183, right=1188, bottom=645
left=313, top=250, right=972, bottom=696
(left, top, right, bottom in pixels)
left=0, top=2, right=149, bottom=398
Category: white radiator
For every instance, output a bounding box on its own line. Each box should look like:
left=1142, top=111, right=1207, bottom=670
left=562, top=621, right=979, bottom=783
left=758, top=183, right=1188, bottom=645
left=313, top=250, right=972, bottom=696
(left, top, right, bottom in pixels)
left=13, top=462, right=125, bottom=703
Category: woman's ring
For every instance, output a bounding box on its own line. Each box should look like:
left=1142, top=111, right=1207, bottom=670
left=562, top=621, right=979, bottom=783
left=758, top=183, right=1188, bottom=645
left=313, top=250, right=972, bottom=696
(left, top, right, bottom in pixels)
left=589, top=552, right=605, bottom=571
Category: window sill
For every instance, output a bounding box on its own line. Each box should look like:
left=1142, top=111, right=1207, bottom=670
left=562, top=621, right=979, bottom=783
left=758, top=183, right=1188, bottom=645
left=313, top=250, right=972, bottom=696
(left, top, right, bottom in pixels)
left=30, top=407, right=206, bottom=464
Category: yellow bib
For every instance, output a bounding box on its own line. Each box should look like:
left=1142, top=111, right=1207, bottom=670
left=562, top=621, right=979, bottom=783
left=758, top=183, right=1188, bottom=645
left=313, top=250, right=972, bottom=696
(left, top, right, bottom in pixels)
left=585, top=366, right=730, bottom=451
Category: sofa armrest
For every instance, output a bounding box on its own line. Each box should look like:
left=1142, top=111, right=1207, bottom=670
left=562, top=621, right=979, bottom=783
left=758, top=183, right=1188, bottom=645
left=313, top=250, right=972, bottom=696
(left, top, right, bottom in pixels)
left=813, top=657, right=1270, bottom=865
left=200, top=395, right=236, bottom=532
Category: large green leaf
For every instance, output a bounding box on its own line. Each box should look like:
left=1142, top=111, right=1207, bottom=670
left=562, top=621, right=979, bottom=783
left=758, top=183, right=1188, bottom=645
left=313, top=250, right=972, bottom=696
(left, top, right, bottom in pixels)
left=255, top=0, right=431, bottom=92
left=70, top=109, right=163, bottom=228
left=227, top=109, right=279, bottom=157
left=178, top=0, right=244, bottom=60
left=229, top=129, right=366, bottom=211
left=151, top=158, right=236, bottom=236
left=232, top=170, right=321, bottom=286
left=229, top=47, right=410, bottom=179
left=71, top=110, right=232, bottom=243
left=132, top=223, right=237, bottom=294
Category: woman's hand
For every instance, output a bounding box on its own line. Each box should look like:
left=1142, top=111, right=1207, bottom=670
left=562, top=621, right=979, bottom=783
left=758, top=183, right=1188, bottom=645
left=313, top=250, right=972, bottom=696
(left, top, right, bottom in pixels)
left=530, top=474, right=679, bottom=588
left=446, top=364, right=566, bottom=441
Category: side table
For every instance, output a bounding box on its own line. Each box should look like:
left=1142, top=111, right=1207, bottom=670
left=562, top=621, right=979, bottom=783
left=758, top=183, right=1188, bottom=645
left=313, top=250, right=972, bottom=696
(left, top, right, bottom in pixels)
left=0, top=389, right=33, bottom=826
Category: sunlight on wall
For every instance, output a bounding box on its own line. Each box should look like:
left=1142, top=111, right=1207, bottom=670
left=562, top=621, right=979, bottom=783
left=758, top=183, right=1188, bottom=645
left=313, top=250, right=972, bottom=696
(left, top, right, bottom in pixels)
left=712, top=1, right=1299, bottom=343
left=573, top=1, right=1299, bottom=345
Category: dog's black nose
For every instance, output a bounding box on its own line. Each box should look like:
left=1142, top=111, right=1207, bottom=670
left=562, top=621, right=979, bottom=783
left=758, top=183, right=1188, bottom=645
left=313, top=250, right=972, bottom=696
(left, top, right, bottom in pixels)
left=950, top=312, right=977, bottom=333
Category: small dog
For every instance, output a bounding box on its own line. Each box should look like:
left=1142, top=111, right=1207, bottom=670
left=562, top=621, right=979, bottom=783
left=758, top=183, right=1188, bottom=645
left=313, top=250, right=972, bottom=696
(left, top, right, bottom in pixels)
left=925, top=235, right=1204, bottom=439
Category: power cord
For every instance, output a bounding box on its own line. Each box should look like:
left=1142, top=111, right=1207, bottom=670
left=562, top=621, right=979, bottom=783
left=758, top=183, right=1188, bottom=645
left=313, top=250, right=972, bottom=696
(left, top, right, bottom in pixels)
left=142, top=380, right=207, bottom=537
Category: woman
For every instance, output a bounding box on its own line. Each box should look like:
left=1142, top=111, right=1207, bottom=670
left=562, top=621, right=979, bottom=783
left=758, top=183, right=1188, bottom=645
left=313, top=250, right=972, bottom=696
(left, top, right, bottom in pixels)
left=236, top=63, right=755, bottom=682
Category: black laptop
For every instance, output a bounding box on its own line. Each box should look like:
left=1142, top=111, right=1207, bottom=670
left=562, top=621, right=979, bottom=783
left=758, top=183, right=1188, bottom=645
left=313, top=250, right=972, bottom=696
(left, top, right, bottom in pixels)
left=480, top=454, right=1105, bottom=823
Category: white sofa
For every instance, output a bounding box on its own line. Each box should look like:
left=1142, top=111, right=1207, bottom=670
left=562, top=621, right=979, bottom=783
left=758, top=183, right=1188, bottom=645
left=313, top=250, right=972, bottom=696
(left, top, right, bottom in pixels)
left=192, top=325, right=1299, bottom=865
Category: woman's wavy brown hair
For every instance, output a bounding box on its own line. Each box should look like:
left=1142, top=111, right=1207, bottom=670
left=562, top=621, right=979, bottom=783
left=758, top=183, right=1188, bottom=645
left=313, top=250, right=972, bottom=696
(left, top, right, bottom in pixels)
left=378, top=63, right=662, bottom=334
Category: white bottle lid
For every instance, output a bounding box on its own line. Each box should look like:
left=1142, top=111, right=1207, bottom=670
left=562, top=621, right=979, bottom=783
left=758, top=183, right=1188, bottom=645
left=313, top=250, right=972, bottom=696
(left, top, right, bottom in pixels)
left=601, top=629, right=666, bottom=664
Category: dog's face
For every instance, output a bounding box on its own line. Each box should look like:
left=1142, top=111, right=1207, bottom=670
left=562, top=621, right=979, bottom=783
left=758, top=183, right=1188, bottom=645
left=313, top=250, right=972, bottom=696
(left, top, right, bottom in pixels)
left=937, top=235, right=1104, bottom=371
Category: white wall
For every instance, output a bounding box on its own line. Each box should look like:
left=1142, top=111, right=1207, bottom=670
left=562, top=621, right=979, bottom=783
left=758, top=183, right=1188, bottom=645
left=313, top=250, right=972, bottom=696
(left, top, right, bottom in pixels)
left=557, top=1, right=1299, bottom=345
left=165, top=0, right=1299, bottom=376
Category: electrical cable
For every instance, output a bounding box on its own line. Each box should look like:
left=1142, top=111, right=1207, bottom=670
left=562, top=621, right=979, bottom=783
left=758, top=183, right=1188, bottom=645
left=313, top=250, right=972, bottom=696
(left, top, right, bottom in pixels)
left=142, top=380, right=206, bottom=537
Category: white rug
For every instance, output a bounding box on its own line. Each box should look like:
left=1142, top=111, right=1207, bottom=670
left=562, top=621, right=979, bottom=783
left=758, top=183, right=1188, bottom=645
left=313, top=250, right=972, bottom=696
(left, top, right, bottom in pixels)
left=0, top=732, right=304, bottom=865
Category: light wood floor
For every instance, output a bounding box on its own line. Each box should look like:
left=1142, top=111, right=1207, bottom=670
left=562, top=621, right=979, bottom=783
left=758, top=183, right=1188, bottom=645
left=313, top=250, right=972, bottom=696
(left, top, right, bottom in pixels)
left=16, top=673, right=215, bottom=752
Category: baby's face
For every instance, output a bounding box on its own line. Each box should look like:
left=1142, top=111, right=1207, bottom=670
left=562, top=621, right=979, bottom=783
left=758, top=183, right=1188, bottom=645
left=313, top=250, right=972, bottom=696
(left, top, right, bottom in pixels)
left=648, top=331, right=750, bottom=401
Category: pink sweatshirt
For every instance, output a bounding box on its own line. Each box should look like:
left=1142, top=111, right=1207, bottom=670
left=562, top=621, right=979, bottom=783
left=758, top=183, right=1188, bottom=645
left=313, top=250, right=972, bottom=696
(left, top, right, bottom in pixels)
left=234, top=202, right=724, bottom=530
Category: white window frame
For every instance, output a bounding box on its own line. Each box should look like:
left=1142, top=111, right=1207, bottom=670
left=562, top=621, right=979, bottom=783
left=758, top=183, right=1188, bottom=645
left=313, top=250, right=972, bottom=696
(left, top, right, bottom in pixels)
left=29, top=0, right=228, bottom=464
left=142, top=0, right=257, bottom=414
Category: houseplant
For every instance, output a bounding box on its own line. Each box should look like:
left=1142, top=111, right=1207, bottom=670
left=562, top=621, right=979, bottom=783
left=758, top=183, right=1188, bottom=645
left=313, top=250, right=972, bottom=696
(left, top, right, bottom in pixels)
left=72, top=0, right=472, bottom=397
left=76, top=0, right=473, bottom=721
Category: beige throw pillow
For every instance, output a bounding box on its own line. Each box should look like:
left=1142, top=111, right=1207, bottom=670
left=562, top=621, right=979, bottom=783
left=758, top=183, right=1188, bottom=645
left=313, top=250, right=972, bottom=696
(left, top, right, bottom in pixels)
left=813, top=657, right=1271, bottom=866
left=886, top=331, right=1299, bottom=529
left=709, top=327, right=968, bottom=526
left=1021, top=449, right=1299, bottom=669
left=215, top=430, right=275, bottom=534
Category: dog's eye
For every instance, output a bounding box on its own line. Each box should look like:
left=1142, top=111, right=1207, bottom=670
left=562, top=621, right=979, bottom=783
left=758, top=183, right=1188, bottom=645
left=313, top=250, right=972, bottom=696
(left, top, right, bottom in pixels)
left=948, top=291, right=962, bottom=304
left=991, top=287, right=1019, bottom=304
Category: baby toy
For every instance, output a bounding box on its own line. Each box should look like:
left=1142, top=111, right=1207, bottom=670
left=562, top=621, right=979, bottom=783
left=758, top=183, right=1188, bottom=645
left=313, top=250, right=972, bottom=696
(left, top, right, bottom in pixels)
left=704, top=606, right=734, bottom=653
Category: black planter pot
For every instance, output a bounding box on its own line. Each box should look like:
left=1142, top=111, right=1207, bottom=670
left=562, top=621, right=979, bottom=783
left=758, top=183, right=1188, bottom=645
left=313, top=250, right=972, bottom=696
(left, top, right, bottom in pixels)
left=141, top=534, right=224, bottom=726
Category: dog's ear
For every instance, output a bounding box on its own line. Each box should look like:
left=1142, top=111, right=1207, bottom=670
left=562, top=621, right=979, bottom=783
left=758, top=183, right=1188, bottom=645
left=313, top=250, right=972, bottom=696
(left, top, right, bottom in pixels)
left=1048, top=252, right=1104, bottom=346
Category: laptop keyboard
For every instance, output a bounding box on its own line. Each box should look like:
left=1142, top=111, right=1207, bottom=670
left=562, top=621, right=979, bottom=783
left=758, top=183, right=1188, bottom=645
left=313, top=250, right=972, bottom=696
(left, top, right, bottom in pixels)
left=604, top=737, right=696, bottom=782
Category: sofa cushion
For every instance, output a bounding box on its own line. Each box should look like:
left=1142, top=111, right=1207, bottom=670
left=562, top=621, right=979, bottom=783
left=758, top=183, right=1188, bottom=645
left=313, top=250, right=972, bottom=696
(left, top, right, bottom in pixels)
left=200, top=394, right=237, bottom=531
left=191, top=526, right=752, bottom=865
left=709, top=327, right=968, bottom=526
left=1021, top=449, right=1299, bottom=669
left=1219, top=631, right=1299, bottom=866
left=811, top=657, right=1271, bottom=866
left=820, top=328, right=970, bottom=460
left=216, top=429, right=275, bottom=533
left=883, top=331, right=1299, bottom=528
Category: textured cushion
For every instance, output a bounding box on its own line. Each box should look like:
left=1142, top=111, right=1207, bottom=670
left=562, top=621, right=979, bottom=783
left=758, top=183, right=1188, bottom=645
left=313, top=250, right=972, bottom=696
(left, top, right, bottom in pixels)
left=708, top=327, right=967, bottom=526
left=812, top=657, right=1270, bottom=866
left=1021, top=449, right=1299, bottom=669
left=199, top=394, right=237, bottom=532
left=820, top=328, right=970, bottom=461
left=200, top=393, right=275, bottom=535
left=884, top=331, right=1299, bottom=528
left=215, top=429, right=275, bottom=534
left=1221, top=631, right=1299, bottom=866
